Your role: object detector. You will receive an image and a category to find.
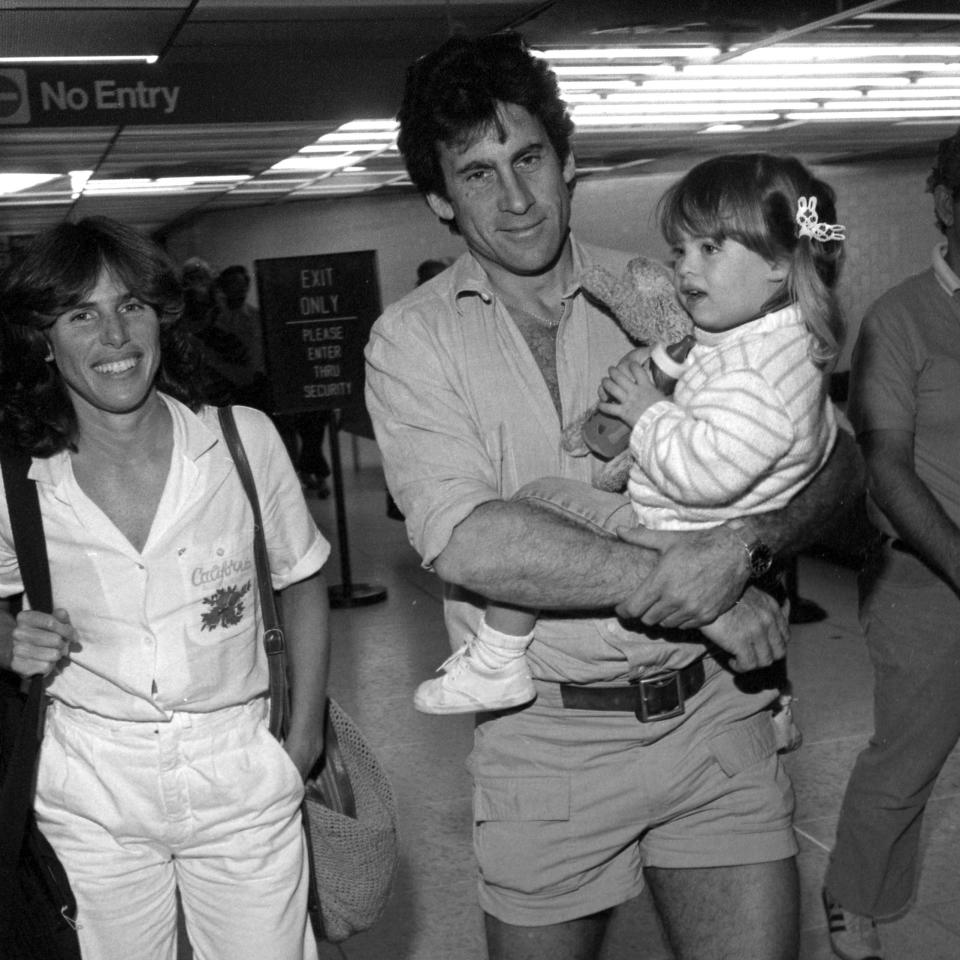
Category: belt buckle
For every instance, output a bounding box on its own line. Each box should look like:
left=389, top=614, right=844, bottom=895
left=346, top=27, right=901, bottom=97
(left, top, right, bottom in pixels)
left=635, top=670, right=685, bottom=723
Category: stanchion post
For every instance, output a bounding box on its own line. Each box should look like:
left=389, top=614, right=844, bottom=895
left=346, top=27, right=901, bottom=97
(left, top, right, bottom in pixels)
left=326, top=412, right=387, bottom=609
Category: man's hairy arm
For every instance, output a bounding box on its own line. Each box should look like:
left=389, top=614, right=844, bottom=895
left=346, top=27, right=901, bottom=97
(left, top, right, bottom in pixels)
left=750, top=429, right=865, bottom=556
left=434, top=498, right=789, bottom=670
left=863, top=428, right=960, bottom=593
left=432, top=497, right=655, bottom=612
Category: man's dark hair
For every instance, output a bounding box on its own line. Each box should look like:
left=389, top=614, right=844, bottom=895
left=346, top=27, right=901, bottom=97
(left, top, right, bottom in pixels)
left=396, top=31, right=574, bottom=201
left=926, top=126, right=960, bottom=234
left=0, top=216, right=203, bottom=457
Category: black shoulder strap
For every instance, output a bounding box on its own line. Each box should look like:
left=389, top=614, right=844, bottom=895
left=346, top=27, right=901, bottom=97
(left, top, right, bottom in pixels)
left=216, top=407, right=289, bottom=740
left=0, top=450, right=50, bottom=875
left=1, top=450, right=52, bottom=615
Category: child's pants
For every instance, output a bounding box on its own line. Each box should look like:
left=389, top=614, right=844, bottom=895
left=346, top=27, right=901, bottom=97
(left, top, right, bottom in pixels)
left=35, top=698, right=318, bottom=960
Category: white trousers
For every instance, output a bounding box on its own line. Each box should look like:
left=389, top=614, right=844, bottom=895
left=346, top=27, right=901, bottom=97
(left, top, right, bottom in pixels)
left=35, top=699, right=319, bottom=960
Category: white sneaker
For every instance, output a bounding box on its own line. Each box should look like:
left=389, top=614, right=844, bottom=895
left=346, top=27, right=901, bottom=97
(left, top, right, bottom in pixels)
left=414, top=642, right=536, bottom=714
left=823, top=889, right=883, bottom=960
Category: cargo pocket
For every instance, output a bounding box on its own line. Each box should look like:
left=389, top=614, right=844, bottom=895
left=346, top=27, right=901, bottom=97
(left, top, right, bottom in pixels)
left=706, top=710, right=779, bottom=777
left=473, top=776, right=572, bottom=894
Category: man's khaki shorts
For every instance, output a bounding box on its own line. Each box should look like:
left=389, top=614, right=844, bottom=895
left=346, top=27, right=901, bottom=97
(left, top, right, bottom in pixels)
left=468, top=660, right=797, bottom=926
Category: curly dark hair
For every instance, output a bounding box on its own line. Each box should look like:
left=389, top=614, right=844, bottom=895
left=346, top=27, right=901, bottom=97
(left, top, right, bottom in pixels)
left=658, top=153, right=845, bottom=368
left=926, top=126, right=960, bottom=234
left=396, top=31, right=574, bottom=205
left=0, top=216, right=204, bottom=457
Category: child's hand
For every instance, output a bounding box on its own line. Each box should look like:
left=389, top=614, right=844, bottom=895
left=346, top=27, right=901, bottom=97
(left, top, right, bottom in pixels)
left=598, top=361, right=667, bottom=429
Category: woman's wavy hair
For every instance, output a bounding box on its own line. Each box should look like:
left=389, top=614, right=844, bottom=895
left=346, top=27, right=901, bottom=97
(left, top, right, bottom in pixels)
left=0, top=216, right=203, bottom=457
left=658, top=153, right=845, bottom=368
left=396, top=31, right=574, bottom=215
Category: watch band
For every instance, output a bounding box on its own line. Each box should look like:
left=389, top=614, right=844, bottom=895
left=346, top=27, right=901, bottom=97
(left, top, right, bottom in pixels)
left=728, top=520, right=774, bottom=580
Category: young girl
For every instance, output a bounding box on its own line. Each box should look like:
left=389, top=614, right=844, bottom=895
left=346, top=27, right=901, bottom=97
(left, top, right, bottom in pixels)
left=415, top=153, right=845, bottom=715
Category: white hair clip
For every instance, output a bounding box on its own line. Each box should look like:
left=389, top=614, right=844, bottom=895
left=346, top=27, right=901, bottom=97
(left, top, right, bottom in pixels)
left=796, top=196, right=845, bottom=242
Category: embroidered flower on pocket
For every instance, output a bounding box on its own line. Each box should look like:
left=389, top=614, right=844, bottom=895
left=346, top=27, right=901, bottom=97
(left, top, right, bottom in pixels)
left=201, top=580, right=252, bottom=631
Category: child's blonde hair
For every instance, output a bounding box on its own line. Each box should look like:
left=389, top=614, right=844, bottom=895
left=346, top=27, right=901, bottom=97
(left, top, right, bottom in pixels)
left=658, top=153, right=844, bottom=367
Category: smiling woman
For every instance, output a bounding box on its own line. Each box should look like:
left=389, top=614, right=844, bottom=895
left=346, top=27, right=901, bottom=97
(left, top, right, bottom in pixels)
left=0, top=217, right=331, bottom=960
left=0, top=216, right=199, bottom=456
left=45, top=269, right=164, bottom=421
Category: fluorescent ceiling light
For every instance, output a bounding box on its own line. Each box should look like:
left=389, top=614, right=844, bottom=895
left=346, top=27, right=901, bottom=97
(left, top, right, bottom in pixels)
left=593, top=90, right=869, bottom=102
left=69, top=169, right=93, bottom=199
left=271, top=156, right=360, bottom=172
left=313, top=132, right=396, bottom=145
left=733, top=44, right=960, bottom=61
left=573, top=112, right=780, bottom=126
left=82, top=175, right=250, bottom=195
left=0, top=55, right=158, bottom=64
left=786, top=108, right=960, bottom=120
left=554, top=61, right=960, bottom=79
left=0, top=173, right=59, bottom=195
left=820, top=99, right=960, bottom=110
left=536, top=46, right=719, bottom=61
left=300, top=143, right=394, bottom=154
left=622, top=76, right=911, bottom=92
left=855, top=12, right=960, bottom=21
left=337, top=120, right=398, bottom=132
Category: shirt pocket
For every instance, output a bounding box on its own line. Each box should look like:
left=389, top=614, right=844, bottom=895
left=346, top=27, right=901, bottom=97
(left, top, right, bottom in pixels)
left=179, top=533, right=257, bottom=646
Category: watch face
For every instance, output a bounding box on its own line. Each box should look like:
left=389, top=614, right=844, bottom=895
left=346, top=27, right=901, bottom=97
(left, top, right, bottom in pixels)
left=750, top=544, right=774, bottom=578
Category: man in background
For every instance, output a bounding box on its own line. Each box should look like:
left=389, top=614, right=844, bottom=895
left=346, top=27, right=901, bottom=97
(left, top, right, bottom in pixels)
left=217, top=264, right=269, bottom=410
left=823, top=127, right=960, bottom=960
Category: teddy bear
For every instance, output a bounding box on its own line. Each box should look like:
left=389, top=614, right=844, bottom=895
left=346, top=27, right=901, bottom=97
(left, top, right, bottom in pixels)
left=566, top=254, right=694, bottom=492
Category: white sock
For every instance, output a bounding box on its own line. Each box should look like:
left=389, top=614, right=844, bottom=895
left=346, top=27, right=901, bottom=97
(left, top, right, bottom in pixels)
left=472, top=619, right=534, bottom=670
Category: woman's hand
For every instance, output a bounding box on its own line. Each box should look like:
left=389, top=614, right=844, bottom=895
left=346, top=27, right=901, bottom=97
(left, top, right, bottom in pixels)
left=283, top=723, right=325, bottom=782
left=1, top=607, right=76, bottom=678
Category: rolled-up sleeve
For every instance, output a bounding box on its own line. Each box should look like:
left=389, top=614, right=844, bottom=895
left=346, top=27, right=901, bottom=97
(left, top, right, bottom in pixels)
left=365, top=301, right=500, bottom=567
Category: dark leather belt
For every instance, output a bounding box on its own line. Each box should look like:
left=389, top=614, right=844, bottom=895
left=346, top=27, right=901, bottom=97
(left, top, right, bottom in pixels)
left=559, top=658, right=706, bottom=723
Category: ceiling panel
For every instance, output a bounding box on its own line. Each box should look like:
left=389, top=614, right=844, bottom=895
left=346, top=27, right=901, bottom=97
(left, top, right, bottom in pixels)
left=2, top=0, right=960, bottom=240
left=0, top=5, right=189, bottom=58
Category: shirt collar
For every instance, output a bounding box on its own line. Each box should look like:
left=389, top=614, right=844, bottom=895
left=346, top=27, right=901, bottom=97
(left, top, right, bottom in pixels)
left=932, top=241, right=960, bottom=296
left=451, top=235, right=584, bottom=313
left=28, top=393, right=218, bottom=487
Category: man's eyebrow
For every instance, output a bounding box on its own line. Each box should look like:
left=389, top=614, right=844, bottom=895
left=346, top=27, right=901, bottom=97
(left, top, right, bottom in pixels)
left=454, top=158, right=491, bottom=176
left=452, top=140, right=545, bottom=176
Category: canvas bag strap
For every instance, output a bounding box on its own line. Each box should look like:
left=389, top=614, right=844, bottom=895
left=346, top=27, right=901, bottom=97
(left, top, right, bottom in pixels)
left=216, top=407, right=290, bottom=740
left=0, top=450, right=52, bottom=872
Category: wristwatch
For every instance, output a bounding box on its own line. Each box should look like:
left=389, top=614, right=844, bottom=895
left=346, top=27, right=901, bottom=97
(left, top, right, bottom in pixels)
left=728, top=520, right=774, bottom=580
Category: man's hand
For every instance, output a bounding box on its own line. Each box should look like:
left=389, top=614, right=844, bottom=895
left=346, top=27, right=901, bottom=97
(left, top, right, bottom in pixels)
left=1, top=608, right=76, bottom=678
left=699, top=586, right=789, bottom=672
left=614, top=525, right=750, bottom=628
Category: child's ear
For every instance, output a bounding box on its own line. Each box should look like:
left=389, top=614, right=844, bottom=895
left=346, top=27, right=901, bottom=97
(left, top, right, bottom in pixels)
left=767, top=258, right=789, bottom=284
